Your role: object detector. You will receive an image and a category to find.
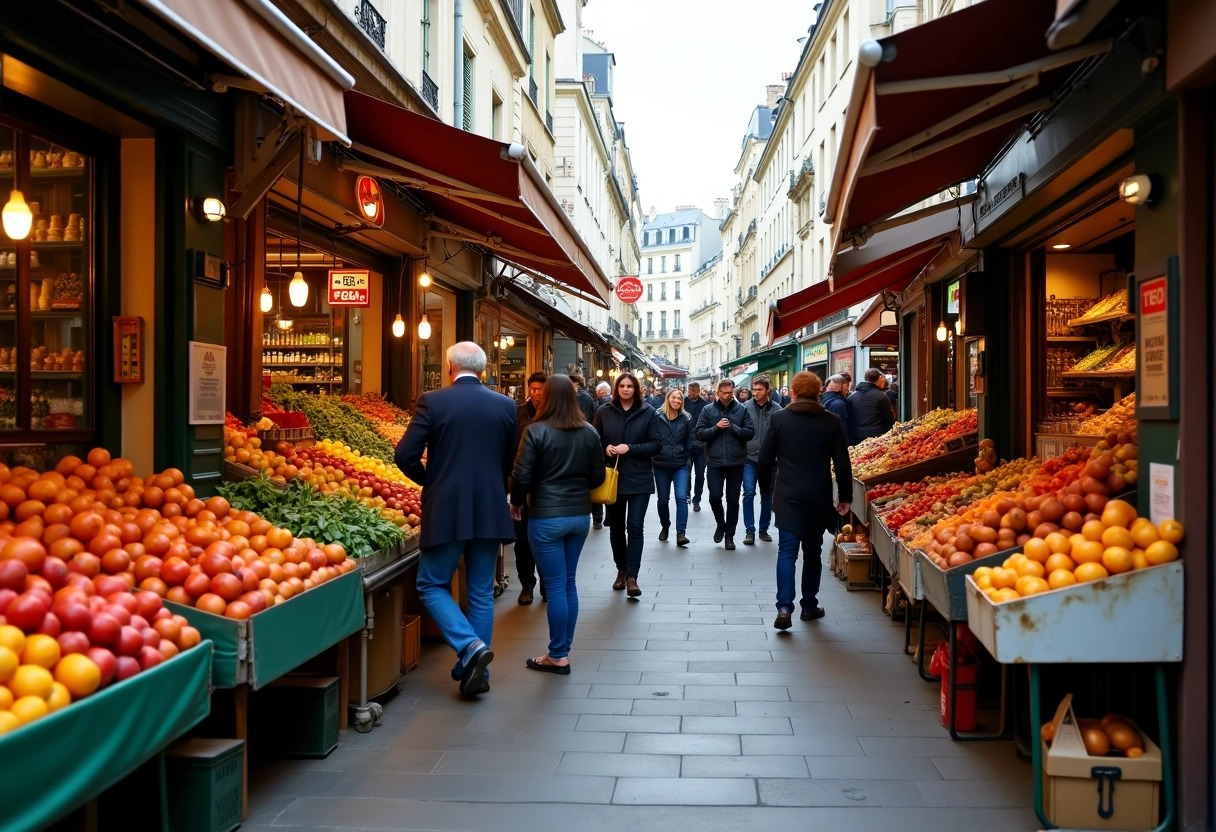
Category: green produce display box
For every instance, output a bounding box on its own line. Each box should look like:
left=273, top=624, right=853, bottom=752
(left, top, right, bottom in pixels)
left=250, top=675, right=340, bottom=758
left=0, top=642, right=214, bottom=832
left=166, top=567, right=365, bottom=689
left=165, top=738, right=245, bottom=832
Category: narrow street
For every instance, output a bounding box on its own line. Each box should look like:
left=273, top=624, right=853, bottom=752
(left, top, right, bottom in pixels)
left=243, top=499, right=1035, bottom=830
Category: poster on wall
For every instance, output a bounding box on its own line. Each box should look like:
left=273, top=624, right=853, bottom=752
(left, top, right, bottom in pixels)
left=804, top=341, right=828, bottom=366
left=1132, top=257, right=1178, bottom=420
left=831, top=348, right=854, bottom=377
left=188, top=341, right=226, bottom=425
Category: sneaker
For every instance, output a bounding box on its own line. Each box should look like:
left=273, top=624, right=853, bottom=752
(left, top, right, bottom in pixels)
left=676, top=532, right=689, bottom=547
left=774, top=610, right=793, bottom=630
left=724, top=537, right=736, bottom=550
left=658, top=525, right=669, bottom=541
left=743, top=531, right=756, bottom=546
left=692, top=503, right=701, bottom=512
left=713, top=523, right=725, bottom=543
left=800, top=606, right=826, bottom=621
left=759, top=531, right=773, bottom=542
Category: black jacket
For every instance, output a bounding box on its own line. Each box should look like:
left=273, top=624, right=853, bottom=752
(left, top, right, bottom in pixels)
left=592, top=402, right=662, bottom=494
left=757, top=398, right=853, bottom=539
left=645, top=393, right=665, bottom=409
left=684, top=397, right=709, bottom=453
left=652, top=410, right=692, bottom=468
left=576, top=387, right=597, bottom=422
left=821, top=390, right=852, bottom=444
left=695, top=398, right=754, bottom=469
left=515, top=400, right=539, bottom=446
left=744, top=397, right=782, bottom=463
left=511, top=421, right=605, bottom=518
left=846, top=381, right=895, bottom=443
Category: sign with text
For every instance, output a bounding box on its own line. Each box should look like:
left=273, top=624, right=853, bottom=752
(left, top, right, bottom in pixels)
left=831, top=327, right=854, bottom=350
left=804, top=341, right=828, bottom=365
left=188, top=341, right=226, bottom=425
left=328, top=269, right=371, bottom=306
left=1133, top=257, right=1178, bottom=420
left=615, top=276, right=644, bottom=304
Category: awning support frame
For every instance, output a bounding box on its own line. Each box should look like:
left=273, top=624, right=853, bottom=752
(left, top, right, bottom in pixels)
left=874, top=39, right=1113, bottom=95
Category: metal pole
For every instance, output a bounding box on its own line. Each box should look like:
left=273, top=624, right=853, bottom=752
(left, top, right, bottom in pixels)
left=453, top=0, right=464, bottom=129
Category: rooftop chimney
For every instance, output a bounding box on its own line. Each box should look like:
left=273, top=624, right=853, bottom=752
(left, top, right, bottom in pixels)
left=765, top=84, right=785, bottom=110
left=713, top=198, right=730, bottom=219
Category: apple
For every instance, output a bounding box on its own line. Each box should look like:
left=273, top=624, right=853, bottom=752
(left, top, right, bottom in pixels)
left=40, top=557, right=69, bottom=589
left=116, top=625, right=144, bottom=656
left=87, top=647, right=117, bottom=687
left=89, top=612, right=121, bottom=645
left=114, top=655, right=141, bottom=682
left=141, top=628, right=160, bottom=649
left=6, top=592, right=50, bottom=630
left=54, top=601, right=92, bottom=632
left=57, top=630, right=91, bottom=656
left=138, top=645, right=164, bottom=670
left=36, top=611, right=62, bottom=637
left=107, top=592, right=138, bottom=614
left=0, top=559, right=27, bottom=591
left=0, top=588, right=17, bottom=612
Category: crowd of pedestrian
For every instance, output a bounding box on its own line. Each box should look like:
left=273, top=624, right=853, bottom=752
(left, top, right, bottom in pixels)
left=396, top=342, right=905, bottom=696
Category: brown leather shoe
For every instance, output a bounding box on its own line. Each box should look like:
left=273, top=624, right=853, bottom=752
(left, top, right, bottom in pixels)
left=626, top=578, right=642, bottom=597
left=612, top=570, right=627, bottom=590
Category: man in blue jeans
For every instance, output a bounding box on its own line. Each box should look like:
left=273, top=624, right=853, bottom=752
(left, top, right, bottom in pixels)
left=742, top=376, right=782, bottom=546
left=396, top=342, right=517, bottom=696
left=683, top=382, right=708, bottom=512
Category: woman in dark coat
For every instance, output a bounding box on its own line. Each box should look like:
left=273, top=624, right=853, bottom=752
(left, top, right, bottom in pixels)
left=651, top=388, right=693, bottom=547
left=757, top=371, right=853, bottom=630
left=592, top=372, right=662, bottom=597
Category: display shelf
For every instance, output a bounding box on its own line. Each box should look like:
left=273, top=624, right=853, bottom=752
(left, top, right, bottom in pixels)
left=30, top=241, right=84, bottom=250
left=0, top=642, right=214, bottom=832
left=1061, top=369, right=1135, bottom=380
left=262, top=362, right=341, bottom=368
left=0, top=309, right=85, bottom=318
left=897, top=539, right=922, bottom=600
left=918, top=547, right=1012, bottom=622
left=1046, top=335, right=1098, bottom=343
left=0, top=166, right=86, bottom=179
left=870, top=519, right=899, bottom=576
left=1067, top=311, right=1134, bottom=327
left=1045, top=387, right=1103, bottom=397
left=856, top=444, right=978, bottom=487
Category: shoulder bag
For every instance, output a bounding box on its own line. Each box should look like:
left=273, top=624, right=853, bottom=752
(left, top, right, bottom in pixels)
left=590, top=454, right=620, bottom=505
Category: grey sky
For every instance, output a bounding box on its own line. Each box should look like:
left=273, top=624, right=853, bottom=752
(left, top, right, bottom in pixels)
left=582, top=0, right=810, bottom=219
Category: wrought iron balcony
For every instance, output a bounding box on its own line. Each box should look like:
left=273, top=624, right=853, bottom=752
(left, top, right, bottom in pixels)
left=546, top=110, right=554, bottom=133
left=529, top=77, right=539, bottom=107
left=502, top=0, right=524, bottom=33
left=421, top=71, right=439, bottom=111
left=645, top=330, right=655, bottom=339
left=607, top=317, right=622, bottom=336
left=659, top=329, right=669, bottom=338
left=624, top=329, right=638, bottom=347
left=355, top=0, right=387, bottom=50
left=672, top=328, right=683, bottom=338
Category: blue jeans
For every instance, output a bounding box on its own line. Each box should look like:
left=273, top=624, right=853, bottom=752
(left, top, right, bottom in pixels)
left=688, top=448, right=707, bottom=504
left=652, top=465, right=690, bottom=532
left=742, top=460, right=773, bottom=534
left=528, top=514, right=590, bottom=659
left=416, top=538, right=499, bottom=657
left=607, top=492, right=651, bottom=577
left=776, top=528, right=825, bottom=613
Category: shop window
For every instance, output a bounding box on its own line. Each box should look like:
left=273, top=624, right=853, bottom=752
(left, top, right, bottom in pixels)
left=0, top=124, right=94, bottom=453
left=262, top=234, right=348, bottom=392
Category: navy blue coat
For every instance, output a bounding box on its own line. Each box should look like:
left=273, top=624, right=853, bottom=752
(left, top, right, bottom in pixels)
left=396, top=376, right=518, bottom=548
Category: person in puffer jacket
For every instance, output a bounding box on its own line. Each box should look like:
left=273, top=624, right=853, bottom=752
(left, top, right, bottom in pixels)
left=694, top=380, right=754, bottom=550
left=652, top=388, right=693, bottom=548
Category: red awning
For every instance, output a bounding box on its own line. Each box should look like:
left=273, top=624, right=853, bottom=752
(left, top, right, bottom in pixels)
left=857, top=301, right=899, bottom=347
left=823, top=0, right=1112, bottom=257
left=769, top=201, right=963, bottom=341
left=341, top=91, right=611, bottom=306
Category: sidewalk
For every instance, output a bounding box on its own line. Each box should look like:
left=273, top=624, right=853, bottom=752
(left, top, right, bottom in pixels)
left=244, top=494, right=1034, bottom=831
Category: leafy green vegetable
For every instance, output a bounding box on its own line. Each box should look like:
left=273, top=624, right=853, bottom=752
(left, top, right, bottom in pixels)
left=218, top=476, right=404, bottom=558
left=266, top=388, right=398, bottom=463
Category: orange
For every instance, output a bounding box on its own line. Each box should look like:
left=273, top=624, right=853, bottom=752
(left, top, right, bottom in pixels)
left=983, top=587, right=999, bottom=601
left=0, top=709, right=18, bottom=735
left=1045, top=532, right=1072, bottom=555
left=1015, top=559, right=1045, bottom=579
left=1130, top=519, right=1160, bottom=549
left=974, top=573, right=993, bottom=590
left=1023, top=538, right=1051, bottom=563
left=1016, top=577, right=1050, bottom=597
left=1101, top=526, right=1134, bottom=550
left=1101, top=499, right=1137, bottom=528
left=0, top=646, right=17, bottom=685
left=54, top=654, right=101, bottom=699
left=20, top=634, right=60, bottom=670
left=1081, top=520, right=1107, bottom=542
left=1144, top=540, right=1180, bottom=565
left=1048, top=568, right=1078, bottom=589
left=1132, top=549, right=1149, bottom=570
left=1158, top=520, right=1185, bottom=544
left=1002, top=554, right=1023, bottom=570
left=1101, top=547, right=1134, bottom=574
left=1074, top=562, right=1110, bottom=583
left=8, top=664, right=53, bottom=700
left=1044, top=553, right=1077, bottom=574
left=1071, top=540, right=1104, bottom=565
left=46, top=681, right=71, bottom=712
left=991, top=567, right=1018, bottom=590
left=0, top=685, right=12, bottom=710
left=0, top=625, right=24, bottom=655
left=10, top=694, right=49, bottom=724
left=993, top=587, right=1021, bottom=603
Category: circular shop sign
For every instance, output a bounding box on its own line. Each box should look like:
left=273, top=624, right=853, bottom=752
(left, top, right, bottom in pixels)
left=615, top=276, right=644, bottom=304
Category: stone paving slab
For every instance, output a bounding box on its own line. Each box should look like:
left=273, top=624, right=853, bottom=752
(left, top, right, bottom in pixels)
left=244, top=496, right=1034, bottom=830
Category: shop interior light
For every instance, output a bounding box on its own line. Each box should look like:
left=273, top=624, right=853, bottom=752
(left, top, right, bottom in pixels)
left=275, top=316, right=293, bottom=331
left=2, top=190, right=32, bottom=241
left=936, top=320, right=949, bottom=342
left=201, top=197, right=227, bottom=222
left=417, top=314, right=432, bottom=340
left=288, top=271, right=309, bottom=307
left=596, top=369, right=604, bottom=378
left=1118, top=173, right=1160, bottom=206
left=391, top=314, right=405, bottom=338
left=954, top=318, right=963, bottom=336
left=1051, top=243, right=1071, bottom=250
left=259, top=286, right=273, bottom=313
left=419, top=271, right=432, bottom=288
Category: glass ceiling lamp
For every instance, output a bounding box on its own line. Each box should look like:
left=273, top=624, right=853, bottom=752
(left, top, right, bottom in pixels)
left=289, top=136, right=309, bottom=307
left=392, top=314, right=405, bottom=338
left=2, top=190, right=32, bottom=240
left=417, top=314, right=432, bottom=341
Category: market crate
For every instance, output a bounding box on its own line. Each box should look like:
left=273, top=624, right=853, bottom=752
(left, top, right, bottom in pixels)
left=897, top=539, right=923, bottom=600
left=964, top=561, right=1183, bottom=664
left=1034, top=431, right=1101, bottom=461
left=855, top=446, right=977, bottom=488
left=347, top=584, right=403, bottom=700
left=943, top=431, right=980, bottom=451
left=223, top=460, right=287, bottom=490
left=836, top=542, right=875, bottom=590
left=165, top=738, right=245, bottom=832
left=250, top=676, right=340, bottom=758
left=851, top=476, right=868, bottom=524
left=870, top=520, right=899, bottom=577
left=257, top=425, right=314, bottom=446
left=401, top=614, right=421, bottom=673
left=918, top=547, right=1009, bottom=621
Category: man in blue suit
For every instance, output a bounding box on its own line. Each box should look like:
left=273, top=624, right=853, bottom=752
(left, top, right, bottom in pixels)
left=396, top=342, right=517, bottom=697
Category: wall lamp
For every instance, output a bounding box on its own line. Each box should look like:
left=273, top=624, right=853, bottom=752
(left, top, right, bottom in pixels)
left=1118, top=173, right=1161, bottom=206
left=200, top=197, right=227, bottom=222
left=2, top=190, right=32, bottom=240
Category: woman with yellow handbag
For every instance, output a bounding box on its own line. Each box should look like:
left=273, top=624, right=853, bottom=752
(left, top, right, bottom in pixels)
left=591, top=371, right=662, bottom=597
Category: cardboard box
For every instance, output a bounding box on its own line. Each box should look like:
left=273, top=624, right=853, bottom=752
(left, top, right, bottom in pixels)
left=836, top=542, right=876, bottom=591
left=1043, top=694, right=1161, bottom=830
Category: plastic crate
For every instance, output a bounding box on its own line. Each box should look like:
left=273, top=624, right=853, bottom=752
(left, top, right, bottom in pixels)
left=250, top=676, right=340, bottom=758
left=165, top=738, right=245, bottom=832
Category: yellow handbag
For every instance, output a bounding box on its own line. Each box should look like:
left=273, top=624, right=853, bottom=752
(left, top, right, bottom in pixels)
left=590, top=455, right=620, bottom=505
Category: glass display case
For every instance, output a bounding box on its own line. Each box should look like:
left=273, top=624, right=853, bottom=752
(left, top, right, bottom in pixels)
left=0, top=121, right=93, bottom=442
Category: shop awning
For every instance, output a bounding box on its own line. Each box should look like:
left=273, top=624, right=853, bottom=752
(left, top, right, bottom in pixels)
left=502, top=281, right=610, bottom=352
left=729, top=339, right=801, bottom=375
left=1048, top=0, right=1120, bottom=49
left=650, top=357, right=689, bottom=380
left=857, top=299, right=900, bottom=347
left=133, top=0, right=354, bottom=143
left=823, top=0, right=1112, bottom=261
left=729, top=363, right=759, bottom=388
left=341, top=91, right=612, bottom=306
left=769, top=201, right=963, bottom=342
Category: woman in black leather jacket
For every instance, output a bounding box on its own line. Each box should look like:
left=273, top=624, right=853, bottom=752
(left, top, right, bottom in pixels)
left=592, top=371, right=661, bottom=597
left=652, top=388, right=692, bottom=547
left=511, top=374, right=605, bottom=674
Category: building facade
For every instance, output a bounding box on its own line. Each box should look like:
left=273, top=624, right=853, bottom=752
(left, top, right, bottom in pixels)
left=638, top=208, right=722, bottom=368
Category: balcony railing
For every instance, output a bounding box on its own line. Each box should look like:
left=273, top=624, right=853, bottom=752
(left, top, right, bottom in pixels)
left=546, top=110, right=554, bottom=133
left=816, top=310, right=849, bottom=331
left=672, top=328, right=683, bottom=338
left=645, top=330, right=655, bottom=339
left=624, top=329, right=638, bottom=347
left=607, top=317, right=622, bottom=337
left=501, top=0, right=524, bottom=32
left=355, top=0, right=387, bottom=50
left=659, top=329, right=668, bottom=338
left=421, top=71, right=439, bottom=111
left=529, top=77, right=539, bottom=107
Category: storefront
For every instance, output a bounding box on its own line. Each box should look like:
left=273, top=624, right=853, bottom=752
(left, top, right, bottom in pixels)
left=801, top=339, right=829, bottom=381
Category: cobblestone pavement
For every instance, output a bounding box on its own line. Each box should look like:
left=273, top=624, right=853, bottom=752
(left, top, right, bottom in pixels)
left=243, top=495, right=1034, bottom=831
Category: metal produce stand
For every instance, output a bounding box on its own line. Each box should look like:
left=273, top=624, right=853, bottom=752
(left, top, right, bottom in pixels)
left=353, top=536, right=421, bottom=732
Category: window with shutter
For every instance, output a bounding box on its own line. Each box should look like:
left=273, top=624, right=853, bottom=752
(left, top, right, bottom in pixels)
left=462, top=50, right=474, bottom=131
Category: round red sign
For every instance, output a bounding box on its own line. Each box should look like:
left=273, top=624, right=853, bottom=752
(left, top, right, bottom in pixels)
left=615, top=276, right=644, bottom=304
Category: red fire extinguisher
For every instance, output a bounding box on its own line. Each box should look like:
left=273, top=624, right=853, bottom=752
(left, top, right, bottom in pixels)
left=929, top=641, right=978, bottom=732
